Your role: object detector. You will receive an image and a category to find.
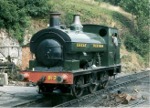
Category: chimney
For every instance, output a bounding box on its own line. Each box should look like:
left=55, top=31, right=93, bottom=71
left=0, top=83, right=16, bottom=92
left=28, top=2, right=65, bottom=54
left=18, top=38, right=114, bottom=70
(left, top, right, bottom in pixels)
left=49, top=12, right=61, bottom=28
left=70, top=14, right=83, bottom=31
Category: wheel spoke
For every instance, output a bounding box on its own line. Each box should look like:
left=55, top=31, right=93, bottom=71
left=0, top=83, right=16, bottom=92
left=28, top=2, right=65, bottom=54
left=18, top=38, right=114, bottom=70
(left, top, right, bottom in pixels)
left=88, top=74, right=98, bottom=93
left=71, top=76, right=84, bottom=97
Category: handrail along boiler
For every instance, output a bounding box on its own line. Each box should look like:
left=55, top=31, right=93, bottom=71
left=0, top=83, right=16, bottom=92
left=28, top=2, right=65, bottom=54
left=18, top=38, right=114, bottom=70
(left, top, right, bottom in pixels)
left=19, top=12, right=121, bottom=97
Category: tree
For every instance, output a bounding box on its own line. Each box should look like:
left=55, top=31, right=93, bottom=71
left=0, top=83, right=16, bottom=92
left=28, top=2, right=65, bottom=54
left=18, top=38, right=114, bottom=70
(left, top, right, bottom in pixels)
left=119, top=0, right=149, bottom=64
left=119, top=0, right=149, bottom=27
left=24, top=0, right=50, bottom=17
left=0, top=0, right=50, bottom=44
left=0, top=0, right=29, bottom=43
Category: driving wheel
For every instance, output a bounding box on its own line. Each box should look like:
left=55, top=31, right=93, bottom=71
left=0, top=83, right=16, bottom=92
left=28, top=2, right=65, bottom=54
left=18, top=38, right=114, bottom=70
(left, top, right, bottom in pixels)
left=88, top=74, right=98, bottom=93
left=71, top=76, right=84, bottom=98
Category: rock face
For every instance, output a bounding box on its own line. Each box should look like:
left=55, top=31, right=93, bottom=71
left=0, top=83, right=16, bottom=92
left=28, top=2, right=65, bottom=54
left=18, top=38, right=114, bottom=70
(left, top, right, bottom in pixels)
left=22, top=45, right=33, bottom=70
left=0, top=29, right=22, bottom=67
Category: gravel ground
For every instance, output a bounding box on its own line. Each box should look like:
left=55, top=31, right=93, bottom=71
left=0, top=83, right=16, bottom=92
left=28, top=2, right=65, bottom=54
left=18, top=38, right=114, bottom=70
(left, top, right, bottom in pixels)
left=0, top=86, right=42, bottom=107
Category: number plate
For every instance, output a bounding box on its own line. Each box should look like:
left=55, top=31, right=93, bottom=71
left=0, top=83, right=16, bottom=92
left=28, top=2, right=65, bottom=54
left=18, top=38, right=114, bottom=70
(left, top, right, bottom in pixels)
left=47, top=76, right=56, bottom=80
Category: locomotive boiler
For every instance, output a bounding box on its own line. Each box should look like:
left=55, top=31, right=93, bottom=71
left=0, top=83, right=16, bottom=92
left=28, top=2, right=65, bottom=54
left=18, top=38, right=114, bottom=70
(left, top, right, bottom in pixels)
left=19, top=12, right=121, bottom=97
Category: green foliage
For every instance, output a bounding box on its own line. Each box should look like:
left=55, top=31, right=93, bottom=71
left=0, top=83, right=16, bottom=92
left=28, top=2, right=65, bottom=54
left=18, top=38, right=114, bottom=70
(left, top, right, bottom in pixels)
left=94, top=0, right=122, bottom=5
left=119, top=0, right=149, bottom=60
left=94, top=0, right=104, bottom=2
left=0, top=0, right=50, bottom=44
left=25, top=0, right=50, bottom=17
left=124, top=32, right=149, bottom=58
left=0, top=0, right=28, bottom=43
left=119, top=0, right=149, bottom=18
left=124, top=34, right=141, bottom=53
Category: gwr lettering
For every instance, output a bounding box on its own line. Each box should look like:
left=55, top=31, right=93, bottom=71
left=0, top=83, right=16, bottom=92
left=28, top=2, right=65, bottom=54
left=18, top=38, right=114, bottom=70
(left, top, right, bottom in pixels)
left=93, top=44, right=103, bottom=48
left=76, top=43, right=87, bottom=47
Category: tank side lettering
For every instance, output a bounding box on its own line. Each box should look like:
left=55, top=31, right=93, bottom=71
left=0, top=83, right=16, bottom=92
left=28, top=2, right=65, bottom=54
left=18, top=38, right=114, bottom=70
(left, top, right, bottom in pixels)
left=76, top=43, right=87, bottom=48
left=93, top=44, right=103, bottom=48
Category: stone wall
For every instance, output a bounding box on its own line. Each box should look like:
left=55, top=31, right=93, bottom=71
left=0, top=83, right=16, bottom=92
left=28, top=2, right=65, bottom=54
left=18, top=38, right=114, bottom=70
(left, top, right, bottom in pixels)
left=0, top=29, right=22, bottom=67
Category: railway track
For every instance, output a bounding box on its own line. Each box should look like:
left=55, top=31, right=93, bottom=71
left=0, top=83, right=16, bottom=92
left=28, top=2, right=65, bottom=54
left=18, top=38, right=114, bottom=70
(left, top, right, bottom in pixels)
left=13, top=94, right=73, bottom=107
left=117, top=75, right=150, bottom=107
left=11, top=70, right=149, bottom=107
left=54, top=70, right=149, bottom=107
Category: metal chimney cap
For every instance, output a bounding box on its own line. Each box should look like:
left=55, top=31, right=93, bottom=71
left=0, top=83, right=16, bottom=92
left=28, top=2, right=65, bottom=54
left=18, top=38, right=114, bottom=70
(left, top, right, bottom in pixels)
left=49, top=12, right=61, bottom=28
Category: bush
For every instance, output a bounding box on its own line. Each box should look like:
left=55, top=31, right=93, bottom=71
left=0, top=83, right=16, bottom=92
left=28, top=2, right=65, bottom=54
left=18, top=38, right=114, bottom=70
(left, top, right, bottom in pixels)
left=95, top=0, right=122, bottom=5
left=124, top=34, right=140, bottom=52
left=25, top=0, right=50, bottom=17
left=0, top=0, right=28, bottom=43
left=124, top=32, right=149, bottom=58
left=0, top=0, right=50, bottom=44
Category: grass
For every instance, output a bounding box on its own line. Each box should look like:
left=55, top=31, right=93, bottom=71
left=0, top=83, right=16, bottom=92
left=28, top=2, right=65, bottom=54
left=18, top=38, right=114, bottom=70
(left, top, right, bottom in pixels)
left=48, top=0, right=130, bottom=27
left=29, top=0, right=133, bottom=35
